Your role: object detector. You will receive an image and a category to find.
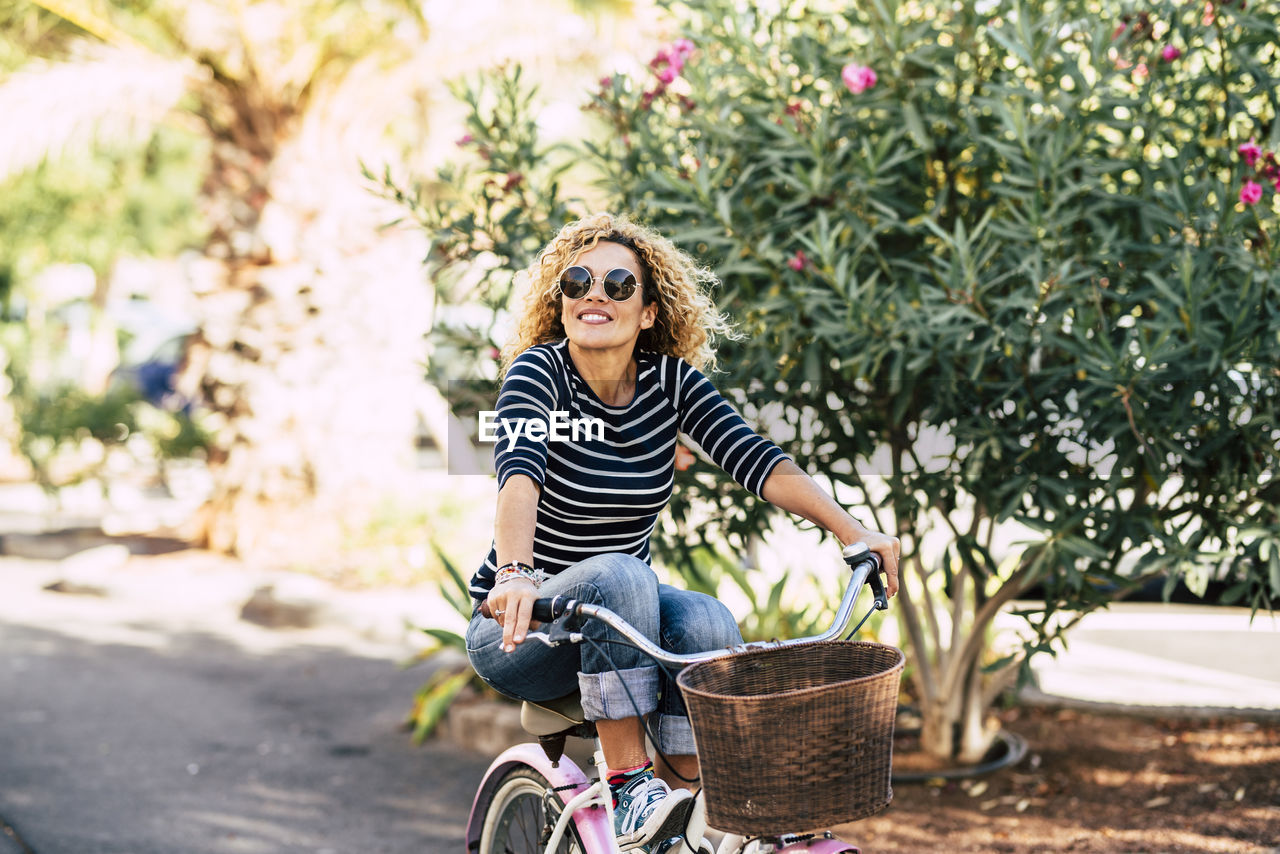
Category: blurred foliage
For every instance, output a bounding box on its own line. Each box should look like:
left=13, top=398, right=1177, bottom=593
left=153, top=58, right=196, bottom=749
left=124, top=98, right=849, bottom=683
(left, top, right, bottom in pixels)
left=3, top=348, right=211, bottom=494
left=332, top=492, right=482, bottom=588
left=0, top=129, right=206, bottom=286
left=0, top=120, right=208, bottom=492
left=405, top=544, right=500, bottom=742
left=672, top=542, right=884, bottom=643
left=0, top=0, right=89, bottom=71
left=395, top=0, right=1280, bottom=761
left=365, top=66, right=586, bottom=438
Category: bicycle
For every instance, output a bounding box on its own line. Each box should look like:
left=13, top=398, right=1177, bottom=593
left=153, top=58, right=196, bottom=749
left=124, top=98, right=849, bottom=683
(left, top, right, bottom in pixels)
left=464, top=542, right=903, bottom=854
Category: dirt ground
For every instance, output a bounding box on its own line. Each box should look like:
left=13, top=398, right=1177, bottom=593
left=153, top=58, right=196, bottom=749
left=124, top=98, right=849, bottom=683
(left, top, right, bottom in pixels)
left=838, top=706, right=1280, bottom=853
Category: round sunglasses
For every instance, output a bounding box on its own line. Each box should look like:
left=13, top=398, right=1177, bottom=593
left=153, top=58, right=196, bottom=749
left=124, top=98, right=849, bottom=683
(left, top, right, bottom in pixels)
left=558, top=265, right=641, bottom=301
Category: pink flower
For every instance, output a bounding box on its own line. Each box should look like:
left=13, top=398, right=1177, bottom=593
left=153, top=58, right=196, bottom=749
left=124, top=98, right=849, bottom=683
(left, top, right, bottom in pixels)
left=1133, top=62, right=1148, bottom=81
left=1239, top=138, right=1262, bottom=167
left=487, top=347, right=501, bottom=360
left=456, top=134, right=474, bottom=146
left=649, top=39, right=692, bottom=86
left=841, top=63, right=877, bottom=94
left=1161, top=45, right=1182, bottom=61
left=1240, top=179, right=1263, bottom=205
left=788, top=250, right=808, bottom=271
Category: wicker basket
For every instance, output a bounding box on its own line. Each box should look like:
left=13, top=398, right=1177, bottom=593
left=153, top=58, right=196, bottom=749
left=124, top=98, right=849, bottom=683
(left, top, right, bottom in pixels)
left=676, top=640, right=904, bottom=836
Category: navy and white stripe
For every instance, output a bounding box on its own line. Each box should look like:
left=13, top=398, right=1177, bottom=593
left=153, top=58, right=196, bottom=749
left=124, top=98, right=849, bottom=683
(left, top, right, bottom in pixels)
left=470, top=340, right=790, bottom=604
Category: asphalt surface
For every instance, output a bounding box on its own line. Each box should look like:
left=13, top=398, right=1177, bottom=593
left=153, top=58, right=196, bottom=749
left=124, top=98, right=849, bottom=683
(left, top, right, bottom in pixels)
left=1014, top=602, right=1280, bottom=714
left=0, top=551, right=490, bottom=854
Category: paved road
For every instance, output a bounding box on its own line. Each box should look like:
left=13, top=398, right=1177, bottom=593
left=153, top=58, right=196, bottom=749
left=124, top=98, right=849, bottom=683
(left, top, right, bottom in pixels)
left=1008, top=602, right=1280, bottom=714
left=0, top=553, right=491, bottom=854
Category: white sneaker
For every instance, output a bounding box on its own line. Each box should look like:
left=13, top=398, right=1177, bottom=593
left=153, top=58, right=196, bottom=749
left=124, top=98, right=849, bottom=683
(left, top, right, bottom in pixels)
left=613, top=773, right=695, bottom=851
left=652, top=788, right=707, bottom=854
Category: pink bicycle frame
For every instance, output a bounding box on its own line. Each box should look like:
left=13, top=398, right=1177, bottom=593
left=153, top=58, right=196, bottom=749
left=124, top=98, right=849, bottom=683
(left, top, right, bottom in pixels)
left=464, top=743, right=615, bottom=852
left=464, top=743, right=860, bottom=854
left=466, top=546, right=885, bottom=854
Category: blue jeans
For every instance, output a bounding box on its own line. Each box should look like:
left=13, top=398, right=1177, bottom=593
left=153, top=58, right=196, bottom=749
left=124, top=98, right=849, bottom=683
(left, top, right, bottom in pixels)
left=466, top=553, right=743, bottom=755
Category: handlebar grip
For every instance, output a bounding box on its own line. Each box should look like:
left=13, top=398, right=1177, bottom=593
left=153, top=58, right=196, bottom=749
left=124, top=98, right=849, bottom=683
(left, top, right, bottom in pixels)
left=480, top=595, right=572, bottom=622
left=842, top=542, right=889, bottom=611
left=530, top=595, right=570, bottom=623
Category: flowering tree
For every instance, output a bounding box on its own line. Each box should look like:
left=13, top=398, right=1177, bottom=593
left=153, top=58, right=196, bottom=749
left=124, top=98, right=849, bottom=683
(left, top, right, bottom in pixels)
left=401, top=0, right=1280, bottom=764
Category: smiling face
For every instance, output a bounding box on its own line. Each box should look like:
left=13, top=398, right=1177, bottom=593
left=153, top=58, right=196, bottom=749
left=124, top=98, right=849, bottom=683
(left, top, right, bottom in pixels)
left=559, top=240, right=657, bottom=361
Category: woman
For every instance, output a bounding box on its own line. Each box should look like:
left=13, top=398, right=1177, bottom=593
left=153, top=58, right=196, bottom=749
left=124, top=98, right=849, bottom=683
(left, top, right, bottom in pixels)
left=466, top=213, right=900, bottom=852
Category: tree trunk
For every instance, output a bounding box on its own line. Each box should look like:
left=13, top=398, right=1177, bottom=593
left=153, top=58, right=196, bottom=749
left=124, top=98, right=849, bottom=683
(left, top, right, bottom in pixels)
left=956, top=655, right=997, bottom=765
left=920, top=696, right=955, bottom=761
left=181, top=131, right=431, bottom=564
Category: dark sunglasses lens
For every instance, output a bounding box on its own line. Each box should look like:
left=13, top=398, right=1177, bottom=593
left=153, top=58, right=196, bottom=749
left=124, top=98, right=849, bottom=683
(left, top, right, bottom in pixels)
left=603, top=269, right=638, bottom=300
left=559, top=266, right=592, bottom=299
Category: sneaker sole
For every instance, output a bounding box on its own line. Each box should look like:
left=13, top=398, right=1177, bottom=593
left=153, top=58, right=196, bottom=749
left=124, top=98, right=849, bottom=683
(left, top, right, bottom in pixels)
left=618, top=792, right=695, bottom=851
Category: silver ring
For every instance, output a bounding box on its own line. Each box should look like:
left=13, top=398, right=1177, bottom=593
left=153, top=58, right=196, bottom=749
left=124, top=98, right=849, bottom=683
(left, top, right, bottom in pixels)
left=493, top=608, right=506, bottom=616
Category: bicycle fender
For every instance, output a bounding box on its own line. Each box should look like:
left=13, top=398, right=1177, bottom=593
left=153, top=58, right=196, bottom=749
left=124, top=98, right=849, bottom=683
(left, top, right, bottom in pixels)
left=464, top=744, right=616, bottom=853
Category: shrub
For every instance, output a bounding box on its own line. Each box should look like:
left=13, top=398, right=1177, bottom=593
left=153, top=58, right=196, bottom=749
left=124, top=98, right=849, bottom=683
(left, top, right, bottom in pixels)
left=390, top=0, right=1280, bottom=763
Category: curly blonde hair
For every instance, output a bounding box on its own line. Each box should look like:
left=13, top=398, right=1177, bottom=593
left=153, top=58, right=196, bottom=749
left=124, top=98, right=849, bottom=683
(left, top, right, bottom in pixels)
left=501, top=213, right=737, bottom=376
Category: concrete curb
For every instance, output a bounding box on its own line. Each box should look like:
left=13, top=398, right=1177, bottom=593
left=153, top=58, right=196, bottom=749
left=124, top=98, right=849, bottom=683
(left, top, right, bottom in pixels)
left=0, top=544, right=458, bottom=661
left=1018, top=686, right=1280, bottom=722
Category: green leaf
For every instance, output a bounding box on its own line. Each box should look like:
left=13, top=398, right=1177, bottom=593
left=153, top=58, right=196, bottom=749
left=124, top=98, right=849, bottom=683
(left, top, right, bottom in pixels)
left=415, top=627, right=466, bottom=650
left=409, top=669, right=475, bottom=743
left=901, top=102, right=930, bottom=151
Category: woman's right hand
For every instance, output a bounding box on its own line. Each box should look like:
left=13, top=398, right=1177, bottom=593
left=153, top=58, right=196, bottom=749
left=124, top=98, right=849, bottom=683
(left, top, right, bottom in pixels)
left=483, top=578, right=541, bottom=653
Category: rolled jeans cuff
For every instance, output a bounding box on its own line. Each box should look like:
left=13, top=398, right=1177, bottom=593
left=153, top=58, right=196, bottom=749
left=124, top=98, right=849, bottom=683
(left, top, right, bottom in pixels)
left=653, top=712, right=697, bottom=755
left=578, top=665, right=659, bottom=721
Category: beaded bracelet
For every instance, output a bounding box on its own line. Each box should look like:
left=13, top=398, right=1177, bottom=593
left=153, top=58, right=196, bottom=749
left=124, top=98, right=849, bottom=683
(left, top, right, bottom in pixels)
left=494, top=561, right=545, bottom=588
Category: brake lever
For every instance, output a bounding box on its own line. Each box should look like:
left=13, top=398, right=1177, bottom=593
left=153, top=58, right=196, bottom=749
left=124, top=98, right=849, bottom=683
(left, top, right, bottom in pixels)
left=867, top=569, right=889, bottom=611
left=525, top=631, right=557, bottom=648
left=521, top=619, right=580, bottom=648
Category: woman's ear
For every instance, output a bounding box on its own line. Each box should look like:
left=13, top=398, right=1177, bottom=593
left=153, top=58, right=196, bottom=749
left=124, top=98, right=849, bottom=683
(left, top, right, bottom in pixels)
left=640, top=302, right=658, bottom=331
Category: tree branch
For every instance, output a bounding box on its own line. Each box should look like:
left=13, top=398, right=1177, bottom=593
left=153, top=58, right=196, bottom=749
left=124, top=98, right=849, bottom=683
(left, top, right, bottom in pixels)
left=942, top=559, right=1035, bottom=702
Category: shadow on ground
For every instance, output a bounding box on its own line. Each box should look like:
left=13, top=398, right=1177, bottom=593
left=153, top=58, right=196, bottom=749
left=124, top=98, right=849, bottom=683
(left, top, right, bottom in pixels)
left=0, top=619, right=490, bottom=854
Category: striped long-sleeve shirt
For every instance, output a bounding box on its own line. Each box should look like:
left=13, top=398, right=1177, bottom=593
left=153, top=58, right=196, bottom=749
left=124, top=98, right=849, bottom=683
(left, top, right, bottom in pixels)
left=470, top=339, right=790, bottom=605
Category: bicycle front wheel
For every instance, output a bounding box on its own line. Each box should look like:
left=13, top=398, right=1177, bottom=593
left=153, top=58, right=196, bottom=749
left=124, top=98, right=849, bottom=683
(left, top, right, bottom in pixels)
left=477, top=766, right=586, bottom=854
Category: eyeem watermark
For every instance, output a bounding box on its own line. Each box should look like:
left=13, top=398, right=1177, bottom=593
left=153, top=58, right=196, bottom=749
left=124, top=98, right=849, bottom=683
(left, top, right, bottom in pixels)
left=478, top=411, right=606, bottom=453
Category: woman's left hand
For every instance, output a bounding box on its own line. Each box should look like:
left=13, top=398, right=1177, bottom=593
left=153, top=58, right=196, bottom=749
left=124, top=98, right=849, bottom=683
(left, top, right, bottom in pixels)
left=849, top=528, right=901, bottom=598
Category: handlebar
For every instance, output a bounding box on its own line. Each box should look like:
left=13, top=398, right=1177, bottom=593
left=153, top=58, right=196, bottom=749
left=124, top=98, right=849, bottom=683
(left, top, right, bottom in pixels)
left=505, top=543, right=888, bottom=669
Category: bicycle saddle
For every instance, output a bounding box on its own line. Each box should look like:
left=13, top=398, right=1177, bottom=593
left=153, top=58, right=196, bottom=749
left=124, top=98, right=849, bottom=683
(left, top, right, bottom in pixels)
left=520, top=692, right=586, bottom=736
